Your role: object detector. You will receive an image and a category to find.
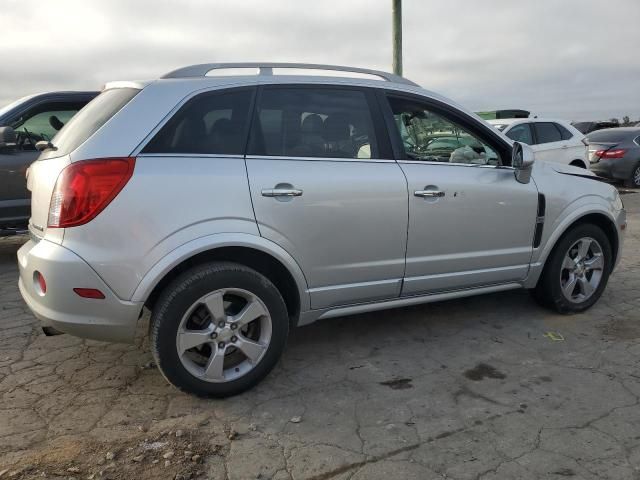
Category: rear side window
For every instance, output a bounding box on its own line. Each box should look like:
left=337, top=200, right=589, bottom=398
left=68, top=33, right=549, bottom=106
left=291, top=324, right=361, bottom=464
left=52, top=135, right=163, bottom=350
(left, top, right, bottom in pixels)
left=534, top=122, right=562, bottom=144
left=143, top=89, right=253, bottom=155
left=52, top=88, right=139, bottom=155
left=505, top=123, right=533, bottom=144
left=248, top=87, right=378, bottom=159
left=555, top=123, right=573, bottom=140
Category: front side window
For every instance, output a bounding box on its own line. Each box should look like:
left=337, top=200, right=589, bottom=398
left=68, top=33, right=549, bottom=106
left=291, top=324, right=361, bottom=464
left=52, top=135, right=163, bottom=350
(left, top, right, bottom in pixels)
left=14, top=109, right=79, bottom=142
left=248, top=87, right=378, bottom=159
left=387, top=97, right=500, bottom=165
left=534, top=122, right=562, bottom=144
left=505, top=123, right=533, bottom=144
left=144, top=88, right=253, bottom=155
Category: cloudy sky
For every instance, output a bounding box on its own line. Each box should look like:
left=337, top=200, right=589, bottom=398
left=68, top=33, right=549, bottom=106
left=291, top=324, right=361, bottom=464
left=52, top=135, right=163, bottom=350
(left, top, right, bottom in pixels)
left=1, top=0, right=638, bottom=121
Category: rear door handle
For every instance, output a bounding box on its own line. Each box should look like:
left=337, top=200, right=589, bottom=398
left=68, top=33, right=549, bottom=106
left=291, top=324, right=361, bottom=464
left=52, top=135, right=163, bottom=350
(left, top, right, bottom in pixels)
left=414, top=190, right=445, bottom=198
left=261, top=188, right=303, bottom=197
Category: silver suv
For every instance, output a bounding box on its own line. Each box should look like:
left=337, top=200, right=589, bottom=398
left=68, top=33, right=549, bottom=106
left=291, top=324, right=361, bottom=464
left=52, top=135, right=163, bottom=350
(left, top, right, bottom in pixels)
left=18, top=63, right=627, bottom=397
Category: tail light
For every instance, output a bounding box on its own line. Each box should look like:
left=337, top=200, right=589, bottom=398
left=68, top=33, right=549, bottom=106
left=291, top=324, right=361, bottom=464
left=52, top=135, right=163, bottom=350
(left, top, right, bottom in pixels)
left=594, top=149, right=626, bottom=159
left=48, top=158, right=135, bottom=228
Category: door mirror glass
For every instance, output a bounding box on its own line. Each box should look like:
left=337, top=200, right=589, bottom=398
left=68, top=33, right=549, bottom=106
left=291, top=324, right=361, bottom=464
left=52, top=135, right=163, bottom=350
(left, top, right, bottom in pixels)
left=512, top=141, right=535, bottom=183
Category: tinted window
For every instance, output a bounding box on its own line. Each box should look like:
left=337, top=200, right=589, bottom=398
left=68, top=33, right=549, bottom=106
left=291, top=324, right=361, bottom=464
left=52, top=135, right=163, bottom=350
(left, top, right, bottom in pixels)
left=387, top=96, right=500, bottom=165
left=248, top=88, right=377, bottom=159
left=555, top=123, right=573, bottom=140
left=587, top=129, right=633, bottom=143
left=144, top=89, right=253, bottom=155
left=534, top=122, right=562, bottom=144
left=505, top=123, right=533, bottom=144
left=52, top=88, right=139, bottom=156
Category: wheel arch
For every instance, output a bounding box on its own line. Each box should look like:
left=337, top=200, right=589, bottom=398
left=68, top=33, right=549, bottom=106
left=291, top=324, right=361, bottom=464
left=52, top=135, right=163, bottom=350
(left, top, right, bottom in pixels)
left=569, top=159, right=587, bottom=169
left=133, top=234, right=310, bottom=326
left=527, top=209, right=619, bottom=288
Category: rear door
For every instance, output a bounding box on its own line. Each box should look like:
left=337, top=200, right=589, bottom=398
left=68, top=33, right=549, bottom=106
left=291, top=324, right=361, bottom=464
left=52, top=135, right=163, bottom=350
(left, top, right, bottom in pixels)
left=381, top=93, right=538, bottom=295
left=245, top=85, right=408, bottom=309
left=532, top=122, right=565, bottom=164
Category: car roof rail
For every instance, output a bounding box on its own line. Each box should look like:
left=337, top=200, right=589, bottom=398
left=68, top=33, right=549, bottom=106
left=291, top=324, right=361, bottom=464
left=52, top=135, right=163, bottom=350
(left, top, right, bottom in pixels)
left=161, top=62, right=419, bottom=86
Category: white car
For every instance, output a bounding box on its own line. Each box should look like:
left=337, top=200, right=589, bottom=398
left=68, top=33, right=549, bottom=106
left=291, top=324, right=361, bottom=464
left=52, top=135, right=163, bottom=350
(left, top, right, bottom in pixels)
left=488, top=118, right=590, bottom=169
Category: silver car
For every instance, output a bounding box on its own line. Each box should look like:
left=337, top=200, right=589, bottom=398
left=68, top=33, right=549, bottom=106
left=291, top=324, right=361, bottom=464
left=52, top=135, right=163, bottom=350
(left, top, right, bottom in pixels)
left=18, top=63, right=627, bottom=397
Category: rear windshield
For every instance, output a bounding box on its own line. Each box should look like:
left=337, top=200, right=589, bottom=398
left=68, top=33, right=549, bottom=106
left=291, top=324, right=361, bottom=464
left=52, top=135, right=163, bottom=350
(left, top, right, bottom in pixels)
left=586, top=130, right=631, bottom=143
left=48, top=87, right=139, bottom=156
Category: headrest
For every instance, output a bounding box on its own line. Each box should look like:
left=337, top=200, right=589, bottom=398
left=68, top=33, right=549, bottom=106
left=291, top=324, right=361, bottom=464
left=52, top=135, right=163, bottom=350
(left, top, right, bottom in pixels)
left=324, top=114, right=350, bottom=141
left=301, top=114, right=324, bottom=134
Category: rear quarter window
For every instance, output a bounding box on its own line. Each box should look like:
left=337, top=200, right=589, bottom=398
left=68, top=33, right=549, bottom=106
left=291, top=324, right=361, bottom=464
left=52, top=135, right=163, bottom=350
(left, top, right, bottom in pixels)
left=50, top=88, right=139, bottom=156
left=555, top=123, right=573, bottom=140
left=533, top=122, right=562, bottom=144
left=142, top=88, right=253, bottom=155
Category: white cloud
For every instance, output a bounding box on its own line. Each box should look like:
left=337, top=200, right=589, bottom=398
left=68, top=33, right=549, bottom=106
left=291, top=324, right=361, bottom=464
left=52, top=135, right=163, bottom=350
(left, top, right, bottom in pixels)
left=0, top=0, right=638, bottom=121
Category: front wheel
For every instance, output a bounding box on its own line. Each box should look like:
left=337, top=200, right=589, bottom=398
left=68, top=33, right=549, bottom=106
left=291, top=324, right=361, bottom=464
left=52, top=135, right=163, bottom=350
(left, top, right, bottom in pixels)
left=534, top=224, right=612, bottom=313
left=150, top=262, right=289, bottom=397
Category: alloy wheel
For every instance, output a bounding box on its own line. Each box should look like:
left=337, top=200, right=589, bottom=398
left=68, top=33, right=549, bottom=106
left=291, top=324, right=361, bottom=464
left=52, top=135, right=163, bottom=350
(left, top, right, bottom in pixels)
left=175, top=288, right=272, bottom=383
left=559, top=237, right=604, bottom=303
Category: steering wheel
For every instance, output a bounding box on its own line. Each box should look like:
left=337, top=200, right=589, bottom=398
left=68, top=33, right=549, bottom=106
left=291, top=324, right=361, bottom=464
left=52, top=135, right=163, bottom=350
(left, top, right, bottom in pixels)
left=16, top=128, right=38, bottom=150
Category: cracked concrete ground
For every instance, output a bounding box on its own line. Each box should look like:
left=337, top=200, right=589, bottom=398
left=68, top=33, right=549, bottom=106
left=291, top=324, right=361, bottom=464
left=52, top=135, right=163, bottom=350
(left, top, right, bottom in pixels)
left=1, top=190, right=639, bottom=480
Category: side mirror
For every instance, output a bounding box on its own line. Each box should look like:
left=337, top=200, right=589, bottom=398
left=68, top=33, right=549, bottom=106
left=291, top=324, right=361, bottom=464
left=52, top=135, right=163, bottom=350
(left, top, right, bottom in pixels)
left=512, top=141, right=535, bottom=184
left=0, top=126, right=17, bottom=149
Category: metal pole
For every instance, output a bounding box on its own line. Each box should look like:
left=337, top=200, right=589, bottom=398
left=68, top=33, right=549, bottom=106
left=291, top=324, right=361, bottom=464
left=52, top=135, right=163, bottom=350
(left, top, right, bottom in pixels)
left=392, top=0, right=402, bottom=76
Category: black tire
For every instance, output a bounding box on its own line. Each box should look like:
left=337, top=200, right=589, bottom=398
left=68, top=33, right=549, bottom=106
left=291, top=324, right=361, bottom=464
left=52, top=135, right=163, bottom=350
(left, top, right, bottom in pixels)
left=533, top=224, right=612, bottom=313
left=624, top=163, right=640, bottom=188
left=150, top=261, right=289, bottom=397
left=570, top=160, right=586, bottom=169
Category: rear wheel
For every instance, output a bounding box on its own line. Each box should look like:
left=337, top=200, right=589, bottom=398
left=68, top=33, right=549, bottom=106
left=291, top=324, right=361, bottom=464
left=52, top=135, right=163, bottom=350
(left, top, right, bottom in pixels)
left=534, top=224, right=612, bottom=313
left=570, top=160, right=586, bottom=169
left=150, top=262, right=289, bottom=397
left=625, top=163, right=640, bottom=188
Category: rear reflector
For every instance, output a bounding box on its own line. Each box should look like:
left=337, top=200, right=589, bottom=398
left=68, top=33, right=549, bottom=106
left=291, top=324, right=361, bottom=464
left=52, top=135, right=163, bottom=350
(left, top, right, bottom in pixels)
left=48, top=158, right=135, bottom=228
left=34, top=271, right=46, bottom=294
left=73, top=288, right=106, bottom=299
left=595, top=149, right=626, bottom=159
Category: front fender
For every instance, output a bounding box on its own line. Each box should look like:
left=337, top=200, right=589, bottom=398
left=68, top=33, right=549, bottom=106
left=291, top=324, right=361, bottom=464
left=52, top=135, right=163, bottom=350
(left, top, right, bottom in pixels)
left=524, top=197, right=624, bottom=288
left=130, top=232, right=311, bottom=311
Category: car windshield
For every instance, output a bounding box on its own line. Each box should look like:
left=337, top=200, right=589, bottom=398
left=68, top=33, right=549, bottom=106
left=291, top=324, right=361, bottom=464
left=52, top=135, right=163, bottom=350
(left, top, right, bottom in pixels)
left=0, top=94, right=38, bottom=123
left=587, top=130, right=633, bottom=143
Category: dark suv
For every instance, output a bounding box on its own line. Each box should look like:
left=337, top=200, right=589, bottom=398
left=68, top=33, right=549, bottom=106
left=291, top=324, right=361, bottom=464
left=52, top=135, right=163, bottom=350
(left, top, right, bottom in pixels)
left=0, top=91, right=97, bottom=232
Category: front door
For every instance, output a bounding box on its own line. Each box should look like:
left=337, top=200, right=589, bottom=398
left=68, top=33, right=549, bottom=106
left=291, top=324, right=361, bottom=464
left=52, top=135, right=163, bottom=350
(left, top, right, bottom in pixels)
left=246, top=86, right=408, bottom=309
left=383, top=94, right=539, bottom=296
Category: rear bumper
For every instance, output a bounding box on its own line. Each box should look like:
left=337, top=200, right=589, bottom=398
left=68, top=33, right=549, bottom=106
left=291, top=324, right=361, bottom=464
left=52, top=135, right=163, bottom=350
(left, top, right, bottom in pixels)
left=590, top=158, right=635, bottom=181
left=18, top=238, right=143, bottom=343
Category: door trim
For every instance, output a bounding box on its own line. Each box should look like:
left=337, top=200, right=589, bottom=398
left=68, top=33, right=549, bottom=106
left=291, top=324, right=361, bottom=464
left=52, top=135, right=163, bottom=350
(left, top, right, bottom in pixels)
left=298, top=282, right=522, bottom=325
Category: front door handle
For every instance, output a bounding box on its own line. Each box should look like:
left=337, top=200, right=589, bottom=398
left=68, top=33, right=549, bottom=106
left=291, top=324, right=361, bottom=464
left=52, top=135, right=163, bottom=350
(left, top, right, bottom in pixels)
left=414, top=190, right=445, bottom=198
left=261, top=188, right=303, bottom=197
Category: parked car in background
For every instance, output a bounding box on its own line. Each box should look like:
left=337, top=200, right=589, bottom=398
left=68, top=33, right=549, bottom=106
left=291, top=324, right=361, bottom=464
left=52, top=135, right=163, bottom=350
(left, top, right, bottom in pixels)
left=572, top=121, right=619, bottom=135
left=488, top=118, right=589, bottom=168
left=587, top=127, right=640, bottom=187
left=0, top=91, right=97, bottom=232
left=18, top=63, right=626, bottom=397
